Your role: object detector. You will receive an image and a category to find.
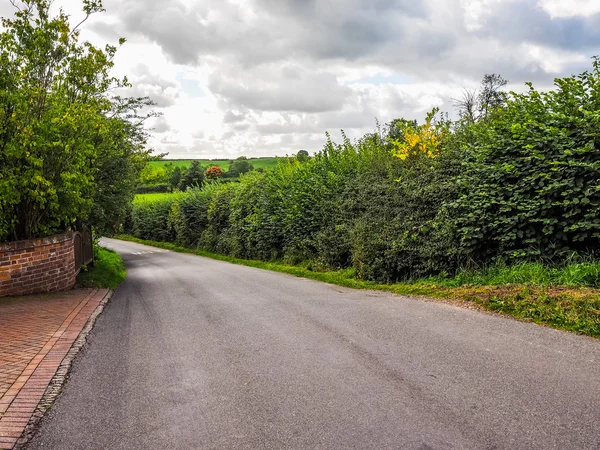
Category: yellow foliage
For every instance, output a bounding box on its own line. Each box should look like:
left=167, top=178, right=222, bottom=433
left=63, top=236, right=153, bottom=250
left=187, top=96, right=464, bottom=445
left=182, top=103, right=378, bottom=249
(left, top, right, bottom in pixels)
left=391, top=111, right=446, bottom=161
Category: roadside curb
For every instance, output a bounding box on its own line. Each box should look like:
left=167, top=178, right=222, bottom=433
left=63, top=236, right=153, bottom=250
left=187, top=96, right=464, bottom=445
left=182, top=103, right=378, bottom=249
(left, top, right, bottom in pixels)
left=0, top=288, right=113, bottom=450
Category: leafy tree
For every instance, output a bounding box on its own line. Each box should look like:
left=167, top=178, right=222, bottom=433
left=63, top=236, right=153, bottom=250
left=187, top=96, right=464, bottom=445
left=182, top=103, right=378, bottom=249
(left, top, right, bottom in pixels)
left=227, top=156, right=254, bottom=177
left=0, top=0, right=152, bottom=241
left=385, top=118, right=418, bottom=143
left=170, top=166, right=182, bottom=190
left=162, top=162, right=174, bottom=180
left=149, top=152, right=169, bottom=161
left=179, top=161, right=204, bottom=190
left=296, top=150, right=309, bottom=162
left=205, top=165, right=225, bottom=180
left=89, top=102, right=151, bottom=234
left=140, top=165, right=167, bottom=185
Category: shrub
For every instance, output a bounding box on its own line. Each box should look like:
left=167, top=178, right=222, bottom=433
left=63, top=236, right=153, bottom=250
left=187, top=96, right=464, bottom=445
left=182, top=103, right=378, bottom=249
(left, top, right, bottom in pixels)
left=169, top=188, right=211, bottom=247
left=136, top=183, right=171, bottom=194
left=226, top=171, right=276, bottom=258
left=199, top=182, right=236, bottom=253
left=125, top=60, right=600, bottom=285
left=452, top=57, right=600, bottom=262
left=130, top=194, right=179, bottom=242
left=267, top=134, right=362, bottom=263
left=204, top=165, right=225, bottom=180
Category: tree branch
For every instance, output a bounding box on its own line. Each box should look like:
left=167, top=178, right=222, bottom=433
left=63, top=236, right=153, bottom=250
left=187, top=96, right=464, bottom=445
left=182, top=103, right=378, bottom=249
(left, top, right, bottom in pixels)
left=9, top=0, right=22, bottom=12
left=70, top=14, right=90, bottom=36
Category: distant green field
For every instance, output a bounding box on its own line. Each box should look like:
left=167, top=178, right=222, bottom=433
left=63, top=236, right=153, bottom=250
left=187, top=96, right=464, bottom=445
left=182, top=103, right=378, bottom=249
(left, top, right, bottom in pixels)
left=149, top=157, right=281, bottom=171
left=133, top=192, right=181, bottom=204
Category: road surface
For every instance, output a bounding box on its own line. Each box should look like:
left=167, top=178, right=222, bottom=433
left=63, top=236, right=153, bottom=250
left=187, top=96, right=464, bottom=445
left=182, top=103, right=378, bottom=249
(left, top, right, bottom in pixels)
left=28, top=238, right=600, bottom=449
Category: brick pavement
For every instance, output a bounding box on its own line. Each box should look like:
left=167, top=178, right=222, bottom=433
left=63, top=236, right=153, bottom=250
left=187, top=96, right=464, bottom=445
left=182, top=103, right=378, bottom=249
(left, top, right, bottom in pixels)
left=0, top=288, right=110, bottom=449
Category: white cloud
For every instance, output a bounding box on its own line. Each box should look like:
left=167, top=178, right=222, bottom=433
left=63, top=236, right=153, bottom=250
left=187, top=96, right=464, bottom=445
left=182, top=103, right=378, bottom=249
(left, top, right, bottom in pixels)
left=523, top=43, right=588, bottom=73
left=460, top=0, right=497, bottom=31
left=1, top=0, right=598, bottom=158
left=538, top=0, right=600, bottom=18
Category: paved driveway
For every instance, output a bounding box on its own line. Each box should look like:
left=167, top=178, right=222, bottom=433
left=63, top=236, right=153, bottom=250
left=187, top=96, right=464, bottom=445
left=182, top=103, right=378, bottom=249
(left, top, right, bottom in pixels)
left=0, top=288, right=108, bottom=449
left=27, top=238, right=600, bottom=449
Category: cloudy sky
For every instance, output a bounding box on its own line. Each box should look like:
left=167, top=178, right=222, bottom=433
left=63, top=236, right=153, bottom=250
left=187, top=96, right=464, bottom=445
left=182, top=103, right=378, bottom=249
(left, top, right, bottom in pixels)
left=2, top=0, right=600, bottom=158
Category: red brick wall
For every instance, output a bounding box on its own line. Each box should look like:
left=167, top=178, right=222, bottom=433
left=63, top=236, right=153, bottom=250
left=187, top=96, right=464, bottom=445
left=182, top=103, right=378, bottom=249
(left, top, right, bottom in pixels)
left=0, top=232, right=76, bottom=297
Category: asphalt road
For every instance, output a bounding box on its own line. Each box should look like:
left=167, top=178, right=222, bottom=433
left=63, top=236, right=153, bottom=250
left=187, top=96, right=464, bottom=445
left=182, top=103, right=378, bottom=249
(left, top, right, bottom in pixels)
left=28, top=238, right=600, bottom=449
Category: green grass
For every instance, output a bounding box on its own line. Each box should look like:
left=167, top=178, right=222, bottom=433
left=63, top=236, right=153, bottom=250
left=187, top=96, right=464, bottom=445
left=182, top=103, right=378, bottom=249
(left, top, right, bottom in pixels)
left=413, top=260, right=600, bottom=289
left=77, top=246, right=126, bottom=289
left=149, top=157, right=281, bottom=172
left=133, top=192, right=182, bottom=205
left=113, top=235, right=600, bottom=338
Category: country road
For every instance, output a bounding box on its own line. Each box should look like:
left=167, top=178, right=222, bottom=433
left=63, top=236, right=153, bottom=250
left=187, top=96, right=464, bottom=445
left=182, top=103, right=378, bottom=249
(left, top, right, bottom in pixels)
left=28, top=238, right=600, bottom=449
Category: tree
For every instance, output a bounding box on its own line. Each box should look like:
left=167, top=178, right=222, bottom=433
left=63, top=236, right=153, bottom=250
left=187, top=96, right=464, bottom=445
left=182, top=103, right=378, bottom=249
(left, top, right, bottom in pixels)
left=89, top=102, right=151, bottom=234
left=179, top=161, right=204, bottom=190
left=170, top=166, right=182, bottom=190
left=149, top=152, right=169, bottom=161
left=227, top=157, right=254, bottom=177
left=205, top=165, right=226, bottom=180
left=385, top=118, right=418, bottom=146
left=455, top=74, right=508, bottom=123
left=140, top=165, right=167, bottom=185
left=296, top=150, right=309, bottom=162
left=162, top=162, right=174, bottom=180
left=0, top=0, right=152, bottom=241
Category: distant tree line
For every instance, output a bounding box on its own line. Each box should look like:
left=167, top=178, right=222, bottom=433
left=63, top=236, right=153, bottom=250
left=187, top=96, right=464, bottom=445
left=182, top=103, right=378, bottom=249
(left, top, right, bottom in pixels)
left=137, top=154, right=309, bottom=193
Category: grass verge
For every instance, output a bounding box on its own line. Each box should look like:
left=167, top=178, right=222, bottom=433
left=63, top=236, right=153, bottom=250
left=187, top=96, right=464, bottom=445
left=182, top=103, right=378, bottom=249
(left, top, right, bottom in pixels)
left=113, top=235, right=600, bottom=338
left=77, top=246, right=126, bottom=289
left=414, top=260, right=600, bottom=288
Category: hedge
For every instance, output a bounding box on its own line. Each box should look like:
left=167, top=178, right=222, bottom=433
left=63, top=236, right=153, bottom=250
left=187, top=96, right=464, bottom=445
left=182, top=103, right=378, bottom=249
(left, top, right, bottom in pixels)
left=125, top=60, right=600, bottom=282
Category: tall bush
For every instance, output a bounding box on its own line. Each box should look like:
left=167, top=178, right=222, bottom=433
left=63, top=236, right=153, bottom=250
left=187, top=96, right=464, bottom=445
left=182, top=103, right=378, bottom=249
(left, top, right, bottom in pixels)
left=226, top=171, right=278, bottom=259
left=199, top=182, right=237, bottom=253
left=0, top=0, right=151, bottom=242
left=453, top=58, right=600, bottom=261
left=130, top=195, right=178, bottom=242
left=350, top=113, right=462, bottom=281
left=169, top=188, right=211, bottom=247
